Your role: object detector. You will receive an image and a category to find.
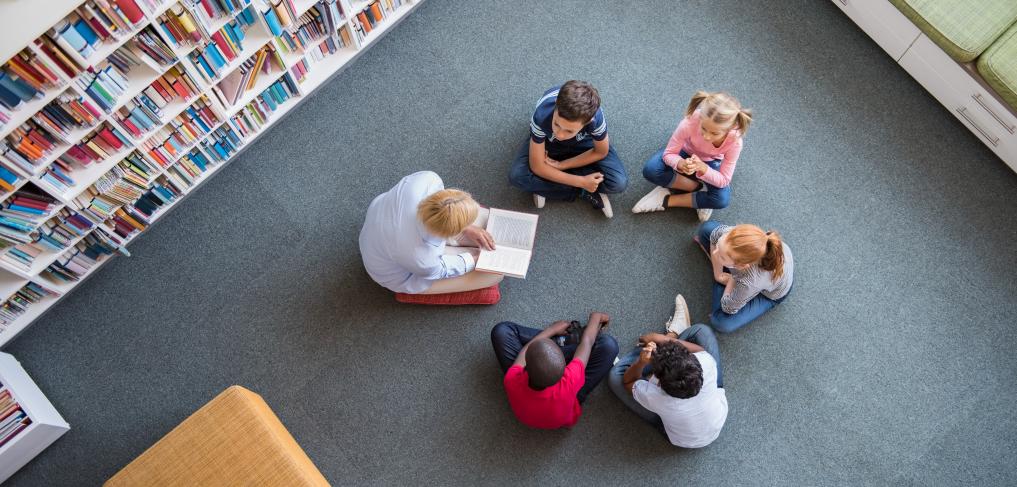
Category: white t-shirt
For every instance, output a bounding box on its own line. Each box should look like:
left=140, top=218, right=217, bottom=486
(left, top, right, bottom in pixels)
left=633, top=351, right=728, bottom=448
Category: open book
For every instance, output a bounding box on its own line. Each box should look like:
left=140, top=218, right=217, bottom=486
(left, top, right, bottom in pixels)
left=475, top=208, right=539, bottom=279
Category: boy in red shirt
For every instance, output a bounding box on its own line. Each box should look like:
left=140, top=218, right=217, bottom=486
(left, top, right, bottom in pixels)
left=490, top=312, right=618, bottom=429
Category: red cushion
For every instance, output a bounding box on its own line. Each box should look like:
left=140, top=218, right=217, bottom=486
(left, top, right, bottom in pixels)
left=395, top=285, right=501, bottom=305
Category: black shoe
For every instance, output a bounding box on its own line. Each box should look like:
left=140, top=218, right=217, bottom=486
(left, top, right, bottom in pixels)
left=564, top=320, right=584, bottom=346
left=578, top=190, right=605, bottom=210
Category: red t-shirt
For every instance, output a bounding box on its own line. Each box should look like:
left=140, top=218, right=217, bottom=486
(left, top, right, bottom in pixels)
left=503, top=359, right=585, bottom=429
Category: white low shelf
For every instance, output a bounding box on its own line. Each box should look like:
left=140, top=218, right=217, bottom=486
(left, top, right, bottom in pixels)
left=0, top=352, right=70, bottom=483
left=832, top=0, right=1017, bottom=172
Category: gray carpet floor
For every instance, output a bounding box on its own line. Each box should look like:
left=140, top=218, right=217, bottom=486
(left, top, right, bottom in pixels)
left=6, top=1, right=1017, bottom=485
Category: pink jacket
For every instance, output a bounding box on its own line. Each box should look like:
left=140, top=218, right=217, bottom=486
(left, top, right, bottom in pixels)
left=661, top=111, right=744, bottom=188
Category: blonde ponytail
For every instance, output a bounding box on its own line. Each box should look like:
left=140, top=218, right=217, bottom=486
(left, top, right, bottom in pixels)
left=685, top=90, right=711, bottom=118
left=686, top=91, right=753, bottom=135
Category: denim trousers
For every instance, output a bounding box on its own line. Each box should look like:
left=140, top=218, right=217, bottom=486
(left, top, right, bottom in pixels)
left=508, top=139, right=628, bottom=201
left=642, top=149, right=731, bottom=209
left=607, top=324, right=723, bottom=431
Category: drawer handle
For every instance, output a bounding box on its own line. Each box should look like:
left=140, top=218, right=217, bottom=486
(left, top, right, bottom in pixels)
left=972, top=94, right=1016, bottom=134
left=956, top=107, right=999, bottom=147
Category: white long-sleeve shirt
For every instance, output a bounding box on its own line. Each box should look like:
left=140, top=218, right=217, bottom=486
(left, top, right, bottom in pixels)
left=359, top=171, right=474, bottom=293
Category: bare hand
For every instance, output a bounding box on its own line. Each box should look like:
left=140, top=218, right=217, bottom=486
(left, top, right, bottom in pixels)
left=545, top=154, right=563, bottom=169
left=462, top=225, right=495, bottom=251
left=547, top=320, right=571, bottom=336
left=581, top=173, right=604, bottom=193
left=639, top=342, right=657, bottom=363
left=589, top=311, right=610, bottom=328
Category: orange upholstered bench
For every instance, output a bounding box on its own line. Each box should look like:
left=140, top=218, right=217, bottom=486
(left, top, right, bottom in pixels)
left=105, top=386, right=329, bottom=487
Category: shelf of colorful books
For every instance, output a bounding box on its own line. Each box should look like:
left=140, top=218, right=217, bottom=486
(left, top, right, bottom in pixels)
left=37, top=229, right=124, bottom=295
left=225, top=65, right=288, bottom=113
left=186, top=9, right=270, bottom=86
left=0, top=179, right=31, bottom=205
left=350, top=0, right=412, bottom=48
left=0, top=284, right=62, bottom=347
left=0, top=272, right=30, bottom=305
left=0, top=53, right=72, bottom=141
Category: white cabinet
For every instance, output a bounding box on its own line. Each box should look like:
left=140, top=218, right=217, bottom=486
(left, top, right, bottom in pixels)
left=899, top=34, right=1017, bottom=170
left=832, top=0, right=920, bottom=60
left=0, top=353, right=69, bottom=483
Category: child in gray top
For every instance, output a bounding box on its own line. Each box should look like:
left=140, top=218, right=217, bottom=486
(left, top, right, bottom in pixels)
left=694, top=222, right=794, bottom=333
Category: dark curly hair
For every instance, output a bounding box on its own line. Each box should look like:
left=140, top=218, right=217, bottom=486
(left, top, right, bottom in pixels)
left=651, top=342, right=703, bottom=399
left=555, top=80, right=601, bottom=123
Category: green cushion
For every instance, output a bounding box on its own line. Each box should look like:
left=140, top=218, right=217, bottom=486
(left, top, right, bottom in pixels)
left=978, top=22, right=1017, bottom=112
left=889, top=0, right=1017, bottom=62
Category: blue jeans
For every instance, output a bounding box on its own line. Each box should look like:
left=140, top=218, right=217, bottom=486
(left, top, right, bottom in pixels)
left=509, top=139, right=628, bottom=201
left=490, top=321, right=619, bottom=403
left=696, top=222, right=789, bottom=333
left=608, top=324, right=723, bottom=431
left=642, top=149, right=730, bottom=209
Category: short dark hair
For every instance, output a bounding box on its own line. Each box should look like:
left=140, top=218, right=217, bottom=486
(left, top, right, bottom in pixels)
left=555, top=80, right=601, bottom=123
left=651, top=342, right=703, bottom=399
left=525, top=338, right=565, bottom=390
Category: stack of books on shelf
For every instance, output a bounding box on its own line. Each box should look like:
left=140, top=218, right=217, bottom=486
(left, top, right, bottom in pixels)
left=105, top=206, right=148, bottom=239
left=164, top=147, right=215, bottom=188
left=187, top=9, right=259, bottom=83
left=213, top=44, right=284, bottom=106
left=118, top=149, right=164, bottom=180
left=36, top=209, right=95, bottom=252
left=157, top=4, right=208, bottom=50
left=73, top=60, right=134, bottom=114
left=32, top=94, right=103, bottom=141
left=64, top=121, right=131, bottom=168
left=41, top=229, right=125, bottom=285
left=1, top=120, right=62, bottom=176
left=125, top=25, right=179, bottom=68
left=145, top=65, right=202, bottom=110
left=199, top=124, right=242, bottom=162
left=228, top=72, right=298, bottom=137
left=138, top=95, right=222, bottom=166
left=260, top=0, right=300, bottom=37
left=0, top=50, right=65, bottom=113
left=46, top=1, right=149, bottom=69
left=0, top=385, right=31, bottom=448
left=0, top=166, right=21, bottom=196
left=188, top=0, right=253, bottom=31
left=0, top=283, right=59, bottom=329
left=350, top=0, right=402, bottom=41
left=129, top=178, right=181, bottom=220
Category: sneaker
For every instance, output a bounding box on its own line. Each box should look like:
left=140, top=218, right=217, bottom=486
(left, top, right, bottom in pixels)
left=632, top=186, right=670, bottom=213
left=578, top=191, right=612, bottom=218
left=564, top=320, right=584, bottom=346
left=664, top=294, right=691, bottom=335
left=533, top=194, right=546, bottom=209
left=697, top=208, right=713, bottom=222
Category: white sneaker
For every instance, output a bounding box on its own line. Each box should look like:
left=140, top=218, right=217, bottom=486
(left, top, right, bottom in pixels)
left=697, top=208, right=713, bottom=222
left=664, top=294, right=691, bottom=335
left=632, top=186, right=670, bottom=213
left=600, top=193, right=613, bottom=218
left=533, top=194, right=545, bottom=209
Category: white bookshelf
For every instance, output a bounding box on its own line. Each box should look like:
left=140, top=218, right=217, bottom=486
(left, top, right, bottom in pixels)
left=0, top=352, right=70, bottom=483
left=0, top=0, right=423, bottom=348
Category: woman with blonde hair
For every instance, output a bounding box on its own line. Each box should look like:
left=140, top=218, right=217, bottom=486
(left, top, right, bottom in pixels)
left=693, top=221, right=794, bottom=332
left=633, top=91, right=752, bottom=221
left=359, top=171, right=502, bottom=294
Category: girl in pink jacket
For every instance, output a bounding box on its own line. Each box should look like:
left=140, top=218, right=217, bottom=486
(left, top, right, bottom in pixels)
left=632, top=91, right=752, bottom=221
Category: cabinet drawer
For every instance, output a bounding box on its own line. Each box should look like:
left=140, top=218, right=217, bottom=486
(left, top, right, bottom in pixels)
left=901, top=34, right=1017, bottom=139
left=832, top=0, right=920, bottom=60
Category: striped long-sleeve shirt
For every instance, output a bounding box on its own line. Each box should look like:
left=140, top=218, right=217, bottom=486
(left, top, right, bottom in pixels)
left=710, top=225, right=794, bottom=314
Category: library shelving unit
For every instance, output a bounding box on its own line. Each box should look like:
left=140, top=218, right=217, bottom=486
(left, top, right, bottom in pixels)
left=0, top=0, right=423, bottom=349
left=0, top=352, right=70, bottom=483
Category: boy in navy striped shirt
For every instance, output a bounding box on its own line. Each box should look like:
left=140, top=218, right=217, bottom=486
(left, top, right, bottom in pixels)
left=509, top=80, right=627, bottom=218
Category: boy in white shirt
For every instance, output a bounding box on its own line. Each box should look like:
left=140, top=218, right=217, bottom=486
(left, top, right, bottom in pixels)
left=608, top=294, right=728, bottom=448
